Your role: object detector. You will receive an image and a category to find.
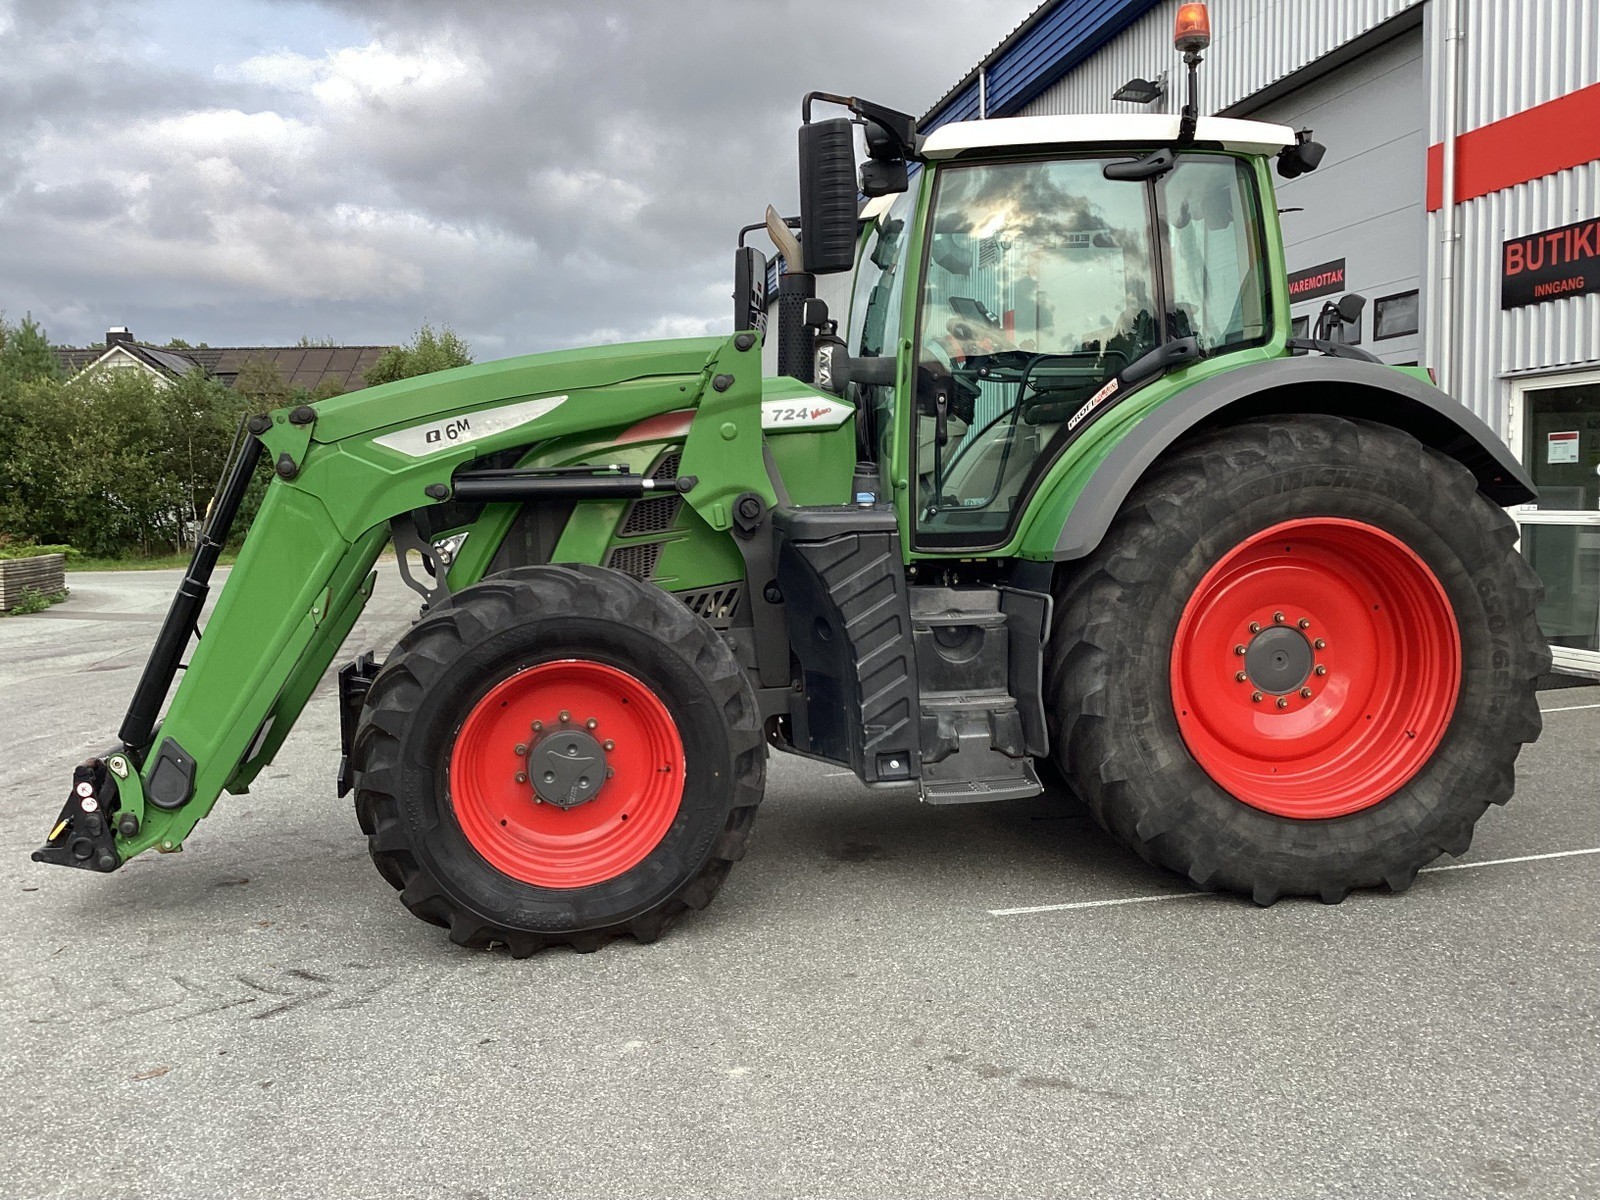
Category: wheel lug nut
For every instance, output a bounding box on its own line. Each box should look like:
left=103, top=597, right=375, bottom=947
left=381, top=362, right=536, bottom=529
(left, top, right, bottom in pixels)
left=514, top=772, right=528, bottom=784
left=531, top=720, right=543, bottom=732
left=1273, top=612, right=1285, bottom=624
left=1314, top=638, right=1326, bottom=650
left=602, top=739, right=615, bottom=751
left=585, top=718, right=598, bottom=730
left=1250, top=691, right=1263, bottom=703
left=558, top=710, right=570, bottom=724
left=1235, top=671, right=1248, bottom=683
left=1276, top=697, right=1289, bottom=709
left=1249, top=622, right=1261, bottom=634
left=1314, top=665, right=1327, bottom=676
left=1234, top=645, right=1247, bottom=656
left=1298, top=618, right=1311, bottom=630
left=1300, top=687, right=1313, bottom=699
left=606, top=767, right=615, bottom=779
left=514, top=743, right=527, bottom=756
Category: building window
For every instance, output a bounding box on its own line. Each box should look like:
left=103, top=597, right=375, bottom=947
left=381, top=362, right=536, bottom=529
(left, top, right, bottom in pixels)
left=1291, top=315, right=1309, bottom=338
left=1374, top=290, right=1420, bottom=340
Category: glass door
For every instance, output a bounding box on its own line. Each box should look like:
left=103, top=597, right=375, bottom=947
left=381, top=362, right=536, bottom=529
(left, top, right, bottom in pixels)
left=1510, top=370, right=1600, bottom=678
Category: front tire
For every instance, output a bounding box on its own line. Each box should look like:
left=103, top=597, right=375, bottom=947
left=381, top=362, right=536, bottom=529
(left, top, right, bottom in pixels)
left=1046, top=415, right=1548, bottom=904
left=350, top=565, right=765, bottom=955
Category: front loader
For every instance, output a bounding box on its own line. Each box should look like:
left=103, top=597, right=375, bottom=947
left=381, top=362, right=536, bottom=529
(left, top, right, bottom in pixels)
left=36, top=8, right=1548, bottom=954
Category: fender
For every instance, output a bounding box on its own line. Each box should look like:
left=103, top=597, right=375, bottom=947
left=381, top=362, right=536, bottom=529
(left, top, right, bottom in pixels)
left=1051, top=356, right=1536, bottom=561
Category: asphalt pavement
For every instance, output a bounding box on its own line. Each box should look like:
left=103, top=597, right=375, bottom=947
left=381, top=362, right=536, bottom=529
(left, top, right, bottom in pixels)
left=2, top=568, right=1596, bottom=1199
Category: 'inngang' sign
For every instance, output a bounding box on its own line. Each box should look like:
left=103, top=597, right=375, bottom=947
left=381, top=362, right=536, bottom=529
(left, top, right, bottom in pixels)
left=1502, top=215, right=1600, bottom=309
left=1288, top=258, right=1346, bottom=302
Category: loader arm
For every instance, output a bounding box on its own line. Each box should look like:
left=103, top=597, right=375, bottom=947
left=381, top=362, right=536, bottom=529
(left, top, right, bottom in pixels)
left=35, top=332, right=768, bottom=870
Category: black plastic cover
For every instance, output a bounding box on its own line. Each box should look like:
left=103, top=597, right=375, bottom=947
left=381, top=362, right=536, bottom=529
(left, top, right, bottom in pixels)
left=774, top=506, right=919, bottom=782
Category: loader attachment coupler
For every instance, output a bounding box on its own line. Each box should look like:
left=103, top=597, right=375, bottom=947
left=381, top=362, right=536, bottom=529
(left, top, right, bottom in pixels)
left=32, top=758, right=127, bottom=873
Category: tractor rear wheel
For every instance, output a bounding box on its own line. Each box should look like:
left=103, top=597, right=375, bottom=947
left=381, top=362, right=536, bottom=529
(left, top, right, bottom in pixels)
left=350, top=564, right=764, bottom=954
left=1046, top=414, right=1548, bottom=904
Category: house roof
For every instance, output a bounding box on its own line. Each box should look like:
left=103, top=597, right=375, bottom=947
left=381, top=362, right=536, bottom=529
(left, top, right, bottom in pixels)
left=55, top=340, right=395, bottom=394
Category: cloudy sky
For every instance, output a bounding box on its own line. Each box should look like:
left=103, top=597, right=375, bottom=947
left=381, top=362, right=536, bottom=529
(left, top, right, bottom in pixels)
left=0, top=0, right=1039, bottom=357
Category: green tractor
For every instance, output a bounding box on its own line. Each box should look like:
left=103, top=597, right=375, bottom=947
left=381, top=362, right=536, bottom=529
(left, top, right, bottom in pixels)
left=36, top=21, right=1547, bottom=955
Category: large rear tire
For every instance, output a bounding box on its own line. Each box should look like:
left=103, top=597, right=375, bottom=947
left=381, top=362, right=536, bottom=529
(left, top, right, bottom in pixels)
left=350, top=565, right=765, bottom=954
left=1046, top=415, right=1548, bottom=904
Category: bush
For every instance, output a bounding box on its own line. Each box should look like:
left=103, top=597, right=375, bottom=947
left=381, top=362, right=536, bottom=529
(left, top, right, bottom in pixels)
left=4, top=586, right=70, bottom=615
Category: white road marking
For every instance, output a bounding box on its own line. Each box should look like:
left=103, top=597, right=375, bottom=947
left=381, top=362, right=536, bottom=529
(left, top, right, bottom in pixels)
left=991, top=892, right=1211, bottom=916
left=1416, top=846, right=1600, bottom=873
left=1539, top=701, right=1600, bottom=714
left=988, top=847, right=1600, bottom=916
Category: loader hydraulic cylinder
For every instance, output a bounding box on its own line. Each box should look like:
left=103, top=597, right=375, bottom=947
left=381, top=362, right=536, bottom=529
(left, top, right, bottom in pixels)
left=119, top=429, right=264, bottom=754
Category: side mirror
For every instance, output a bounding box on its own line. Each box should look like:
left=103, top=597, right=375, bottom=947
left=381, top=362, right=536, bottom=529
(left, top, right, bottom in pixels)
left=860, top=118, right=910, bottom=197
left=798, top=117, right=859, bottom=274
left=732, top=247, right=768, bottom=335
left=1314, top=292, right=1366, bottom=341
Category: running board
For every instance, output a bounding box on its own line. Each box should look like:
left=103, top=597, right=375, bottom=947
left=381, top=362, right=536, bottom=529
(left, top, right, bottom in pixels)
left=912, top=587, right=1044, bottom=806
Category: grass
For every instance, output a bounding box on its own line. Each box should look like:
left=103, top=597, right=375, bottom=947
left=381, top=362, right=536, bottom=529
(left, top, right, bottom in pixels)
left=65, top=551, right=233, bottom=572
left=3, top=586, right=70, bottom=615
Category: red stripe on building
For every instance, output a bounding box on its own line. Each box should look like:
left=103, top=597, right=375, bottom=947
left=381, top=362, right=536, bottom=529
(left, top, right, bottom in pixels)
left=1426, top=81, right=1600, bottom=211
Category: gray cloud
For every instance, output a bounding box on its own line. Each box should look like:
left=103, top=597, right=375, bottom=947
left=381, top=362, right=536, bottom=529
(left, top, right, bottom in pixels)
left=0, top=0, right=1037, bottom=355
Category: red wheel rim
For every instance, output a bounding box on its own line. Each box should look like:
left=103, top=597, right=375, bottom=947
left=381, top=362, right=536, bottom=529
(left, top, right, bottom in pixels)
left=1170, top=518, right=1460, bottom=819
left=448, top=660, right=685, bottom=888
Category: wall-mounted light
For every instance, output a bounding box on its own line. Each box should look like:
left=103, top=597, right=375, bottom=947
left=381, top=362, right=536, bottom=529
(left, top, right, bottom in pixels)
left=1112, top=73, right=1166, bottom=105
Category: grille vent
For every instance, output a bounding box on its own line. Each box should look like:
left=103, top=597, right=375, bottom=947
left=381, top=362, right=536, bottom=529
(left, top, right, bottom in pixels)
left=675, top=583, right=742, bottom=629
left=620, top=451, right=683, bottom=537
left=607, top=541, right=663, bottom=580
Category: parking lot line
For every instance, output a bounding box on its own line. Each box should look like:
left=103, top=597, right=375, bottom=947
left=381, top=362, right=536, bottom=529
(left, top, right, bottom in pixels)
left=1539, top=701, right=1600, bottom=714
left=988, top=847, right=1600, bottom=917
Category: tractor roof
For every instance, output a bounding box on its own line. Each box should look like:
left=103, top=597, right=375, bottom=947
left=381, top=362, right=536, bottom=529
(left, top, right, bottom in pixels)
left=921, top=114, right=1296, bottom=159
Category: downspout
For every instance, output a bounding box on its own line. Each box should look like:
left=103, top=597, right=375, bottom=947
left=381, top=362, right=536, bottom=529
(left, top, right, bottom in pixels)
left=1436, top=0, right=1464, bottom=392
left=979, top=65, right=988, bottom=118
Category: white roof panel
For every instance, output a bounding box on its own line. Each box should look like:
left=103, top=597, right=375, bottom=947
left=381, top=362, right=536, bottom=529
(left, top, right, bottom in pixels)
left=920, top=114, right=1296, bottom=159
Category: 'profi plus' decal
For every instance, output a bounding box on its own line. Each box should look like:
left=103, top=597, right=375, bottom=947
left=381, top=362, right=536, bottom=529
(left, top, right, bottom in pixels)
left=1066, top=378, right=1119, bottom=431
left=760, top=396, right=853, bottom=432
left=373, top=395, right=568, bottom=457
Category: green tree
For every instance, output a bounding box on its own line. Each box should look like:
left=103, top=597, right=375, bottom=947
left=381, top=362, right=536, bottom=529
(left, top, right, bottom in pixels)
left=233, top=356, right=292, bottom=410
left=296, top=334, right=338, bottom=348
left=0, top=313, right=63, bottom=384
left=363, top=322, right=473, bottom=387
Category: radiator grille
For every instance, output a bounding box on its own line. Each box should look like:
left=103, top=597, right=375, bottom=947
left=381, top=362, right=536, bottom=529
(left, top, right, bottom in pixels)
left=607, top=541, right=663, bottom=580
left=675, top=583, right=742, bottom=629
left=620, top=452, right=683, bottom=537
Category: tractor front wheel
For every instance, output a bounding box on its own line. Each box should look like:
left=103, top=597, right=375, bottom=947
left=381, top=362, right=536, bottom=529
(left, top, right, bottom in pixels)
left=1046, top=415, right=1548, bottom=904
left=349, top=564, right=764, bottom=954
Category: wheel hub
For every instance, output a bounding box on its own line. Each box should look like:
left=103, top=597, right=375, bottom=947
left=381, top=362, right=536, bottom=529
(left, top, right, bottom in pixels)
left=528, top=728, right=608, bottom=809
left=1244, top=625, right=1314, bottom=695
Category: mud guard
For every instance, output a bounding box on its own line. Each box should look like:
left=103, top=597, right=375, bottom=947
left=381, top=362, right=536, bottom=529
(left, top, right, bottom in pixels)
left=1050, top=356, right=1536, bottom=562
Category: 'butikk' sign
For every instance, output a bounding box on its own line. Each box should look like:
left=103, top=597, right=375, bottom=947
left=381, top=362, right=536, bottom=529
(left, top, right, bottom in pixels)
left=1502, top=215, right=1600, bottom=309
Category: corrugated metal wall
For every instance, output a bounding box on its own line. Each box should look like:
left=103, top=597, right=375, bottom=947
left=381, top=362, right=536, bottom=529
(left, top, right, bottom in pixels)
left=1022, top=0, right=1424, bottom=118
left=1425, top=0, right=1600, bottom=437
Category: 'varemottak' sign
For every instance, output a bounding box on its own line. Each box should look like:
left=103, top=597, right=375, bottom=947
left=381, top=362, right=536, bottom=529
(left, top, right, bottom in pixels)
left=1287, top=258, right=1346, bottom=302
left=1502, top=215, right=1600, bottom=309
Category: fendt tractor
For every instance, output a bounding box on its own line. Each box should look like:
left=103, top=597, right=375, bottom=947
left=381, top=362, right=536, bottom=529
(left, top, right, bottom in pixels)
left=36, top=7, right=1548, bottom=955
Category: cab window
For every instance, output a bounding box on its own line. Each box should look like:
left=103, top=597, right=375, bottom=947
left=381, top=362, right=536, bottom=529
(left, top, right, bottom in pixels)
left=913, top=157, right=1156, bottom=547
left=1162, top=156, right=1269, bottom=352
